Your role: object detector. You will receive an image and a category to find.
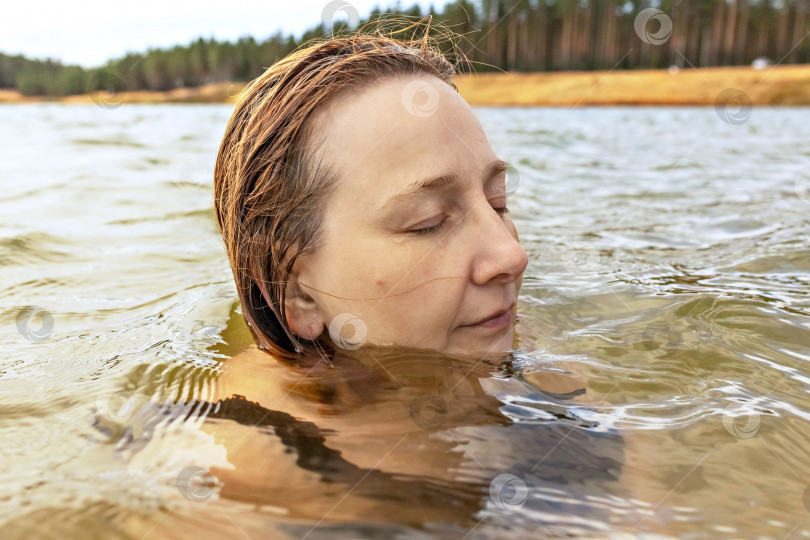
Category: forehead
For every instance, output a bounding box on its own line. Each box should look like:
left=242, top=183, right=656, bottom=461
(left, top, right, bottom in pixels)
left=309, top=75, right=493, bottom=211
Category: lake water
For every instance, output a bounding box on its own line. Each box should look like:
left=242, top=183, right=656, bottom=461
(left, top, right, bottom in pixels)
left=2, top=102, right=809, bottom=539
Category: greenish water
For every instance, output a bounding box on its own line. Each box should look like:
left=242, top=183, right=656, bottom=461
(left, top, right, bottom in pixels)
left=1, top=103, right=809, bottom=538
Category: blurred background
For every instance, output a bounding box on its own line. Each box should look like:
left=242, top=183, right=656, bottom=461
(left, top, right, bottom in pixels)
left=2, top=0, right=810, bottom=105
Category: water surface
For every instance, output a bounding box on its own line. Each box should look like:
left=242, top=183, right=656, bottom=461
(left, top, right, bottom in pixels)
left=1, top=103, right=809, bottom=538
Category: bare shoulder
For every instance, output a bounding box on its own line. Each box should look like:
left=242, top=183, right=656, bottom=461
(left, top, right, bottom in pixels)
left=211, top=345, right=289, bottom=407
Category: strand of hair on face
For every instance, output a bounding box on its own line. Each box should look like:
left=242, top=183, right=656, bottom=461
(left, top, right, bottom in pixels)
left=259, top=273, right=472, bottom=302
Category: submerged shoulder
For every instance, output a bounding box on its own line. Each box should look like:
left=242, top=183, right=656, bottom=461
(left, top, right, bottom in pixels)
left=520, top=363, right=589, bottom=402
left=212, top=345, right=290, bottom=408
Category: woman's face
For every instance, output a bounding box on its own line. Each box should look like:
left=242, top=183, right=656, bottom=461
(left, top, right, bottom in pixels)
left=285, top=74, right=528, bottom=358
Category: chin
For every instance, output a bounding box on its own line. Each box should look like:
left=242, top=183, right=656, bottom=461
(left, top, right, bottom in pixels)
left=445, top=329, right=515, bottom=359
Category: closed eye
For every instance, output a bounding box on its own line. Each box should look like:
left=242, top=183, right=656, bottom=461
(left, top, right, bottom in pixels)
left=409, top=203, right=509, bottom=236
left=409, top=217, right=447, bottom=235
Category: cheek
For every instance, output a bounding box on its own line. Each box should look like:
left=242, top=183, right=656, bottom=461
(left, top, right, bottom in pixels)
left=387, top=248, right=467, bottom=323
left=372, top=248, right=465, bottom=317
left=323, top=238, right=470, bottom=349
left=304, top=247, right=365, bottom=311
left=389, top=243, right=464, bottom=293
left=319, top=228, right=466, bottom=301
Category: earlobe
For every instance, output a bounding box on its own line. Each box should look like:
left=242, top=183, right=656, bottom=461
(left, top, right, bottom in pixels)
left=284, top=277, right=325, bottom=341
left=252, top=270, right=324, bottom=341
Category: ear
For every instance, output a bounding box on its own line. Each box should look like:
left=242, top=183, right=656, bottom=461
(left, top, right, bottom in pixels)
left=252, top=268, right=325, bottom=342
left=283, top=275, right=325, bottom=341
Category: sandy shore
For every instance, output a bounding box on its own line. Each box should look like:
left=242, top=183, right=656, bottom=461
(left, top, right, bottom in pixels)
left=2, top=64, right=809, bottom=106
left=455, top=64, right=810, bottom=106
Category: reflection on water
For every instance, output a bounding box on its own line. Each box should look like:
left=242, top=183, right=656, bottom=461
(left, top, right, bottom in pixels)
left=1, top=103, right=809, bottom=538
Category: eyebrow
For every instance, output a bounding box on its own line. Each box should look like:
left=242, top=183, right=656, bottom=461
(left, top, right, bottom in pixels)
left=382, top=159, right=509, bottom=210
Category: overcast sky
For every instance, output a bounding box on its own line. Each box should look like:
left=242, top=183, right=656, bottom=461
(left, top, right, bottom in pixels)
left=2, top=0, right=440, bottom=68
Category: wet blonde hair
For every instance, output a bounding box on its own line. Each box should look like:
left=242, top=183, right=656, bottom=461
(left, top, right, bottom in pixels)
left=213, top=19, right=460, bottom=359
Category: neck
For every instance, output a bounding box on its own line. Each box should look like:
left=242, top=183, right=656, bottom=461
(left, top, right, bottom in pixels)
left=277, top=344, right=514, bottom=412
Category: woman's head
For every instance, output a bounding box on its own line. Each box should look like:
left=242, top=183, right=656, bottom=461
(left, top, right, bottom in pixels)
left=214, top=25, right=527, bottom=361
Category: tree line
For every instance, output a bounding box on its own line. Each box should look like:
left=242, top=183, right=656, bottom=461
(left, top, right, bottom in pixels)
left=2, top=0, right=809, bottom=97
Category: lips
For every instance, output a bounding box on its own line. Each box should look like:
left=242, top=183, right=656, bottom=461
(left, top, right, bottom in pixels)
left=462, top=300, right=516, bottom=328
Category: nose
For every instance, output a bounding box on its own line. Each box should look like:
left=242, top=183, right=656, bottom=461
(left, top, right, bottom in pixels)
left=469, top=199, right=529, bottom=287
